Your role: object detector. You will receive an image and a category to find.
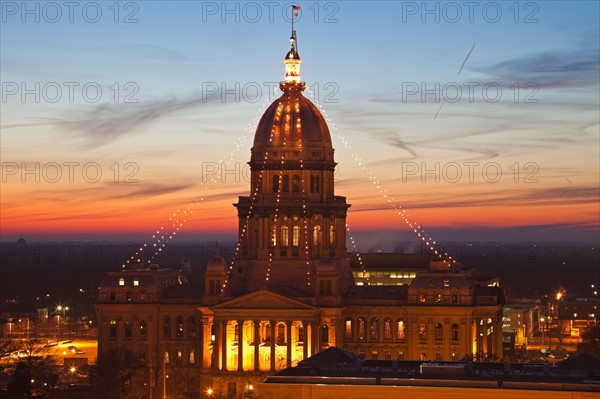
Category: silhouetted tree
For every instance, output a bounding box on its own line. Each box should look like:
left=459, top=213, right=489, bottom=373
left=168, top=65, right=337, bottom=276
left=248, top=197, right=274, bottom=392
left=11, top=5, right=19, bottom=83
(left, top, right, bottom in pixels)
left=7, top=362, right=31, bottom=399
left=89, top=349, right=144, bottom=399
left=579, top=322, right=600, bottom=356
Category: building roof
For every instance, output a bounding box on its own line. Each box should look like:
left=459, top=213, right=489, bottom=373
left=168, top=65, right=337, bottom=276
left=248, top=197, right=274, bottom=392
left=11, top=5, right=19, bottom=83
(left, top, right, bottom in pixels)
left=267, top=347, right=600, bottom=389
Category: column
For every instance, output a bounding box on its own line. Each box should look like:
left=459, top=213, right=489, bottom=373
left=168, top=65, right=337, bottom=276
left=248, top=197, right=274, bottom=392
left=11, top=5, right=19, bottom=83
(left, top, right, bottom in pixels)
left=222, top=320, right=228, bottom=371
left=302, top=320, right=308, bottom=360
left=270, top=321, right=276, bottom=371
left=201, top=318, right=209, bottom=369
left=476, top=319, right=483, bottom=359
left=286, top=321, right=292, bottom=368
left=253, top=320, right=260, bottom=371
left=238, top=320, right=244, bottom=372
left=482, top=319, right=489, bottom=357
left=311, top=321, right=317, bottom=356
left=213, top=321, right=220, bottom=370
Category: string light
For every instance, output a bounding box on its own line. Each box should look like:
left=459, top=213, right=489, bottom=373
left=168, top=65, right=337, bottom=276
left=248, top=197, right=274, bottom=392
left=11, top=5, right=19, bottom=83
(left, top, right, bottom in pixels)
left=308, top=92, right=456, bottom=266
left=346, top=223, right=367, bottom=284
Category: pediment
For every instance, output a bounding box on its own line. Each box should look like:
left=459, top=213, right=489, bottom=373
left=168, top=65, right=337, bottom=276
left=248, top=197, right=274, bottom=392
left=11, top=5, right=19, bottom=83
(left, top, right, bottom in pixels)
left=212, top=289, right=316, bottom=310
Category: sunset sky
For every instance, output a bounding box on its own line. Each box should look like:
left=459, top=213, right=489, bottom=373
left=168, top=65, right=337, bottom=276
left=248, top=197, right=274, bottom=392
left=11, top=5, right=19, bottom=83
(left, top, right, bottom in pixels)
left=1, top=1, right=599, bottom=246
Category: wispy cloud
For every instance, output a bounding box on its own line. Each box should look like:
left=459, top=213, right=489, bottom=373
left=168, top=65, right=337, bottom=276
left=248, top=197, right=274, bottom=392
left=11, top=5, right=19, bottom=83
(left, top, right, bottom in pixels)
left=1, top=94, right=224, bottom=149
left=476, top=47, right=600, bottom=89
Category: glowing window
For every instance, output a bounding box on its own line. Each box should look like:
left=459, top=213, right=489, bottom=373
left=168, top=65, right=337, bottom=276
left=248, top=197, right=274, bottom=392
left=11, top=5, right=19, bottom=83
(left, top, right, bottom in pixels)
left=419, top=323, right=427, bottom=340
left=344, top=319, right=352, bottom=339
left=396, top=320, right=405, bottom=340
left=313, top=225, right=321, bottom=245
left=358, top=318, right=365, bottom=340
left=133, top=279, right=139, bottom=286
left=118, top=278, right=125, bottom=286
left=384, top=319, right=392, bottom=340
left=292, top=226, right=299, bottom=247
left=281, top=226, right=289, bottom=246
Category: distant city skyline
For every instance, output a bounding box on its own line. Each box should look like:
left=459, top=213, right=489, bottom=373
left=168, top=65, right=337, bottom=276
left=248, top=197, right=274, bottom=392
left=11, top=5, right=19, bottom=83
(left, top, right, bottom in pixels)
left=1, top=1, right=599, bottom=244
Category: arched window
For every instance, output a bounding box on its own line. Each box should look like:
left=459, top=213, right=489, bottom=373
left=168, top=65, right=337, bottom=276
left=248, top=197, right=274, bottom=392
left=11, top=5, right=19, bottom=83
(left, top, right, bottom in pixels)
left=384, top=318, right=392, bottom=340
left=139, top=320, right=147, bottom=338
left=292, top=226, right=300, bottom=247
left=164, top=351, right=170, bottom=364
left=358, top=318, right=366, bottom=340
left=281, top=226, right=289, bottom=246
left=419, top=323, right=427, bottom=340
left=272, top=175, right=279, bottom=192
left=435, top=323, right=443, bottom=341
left=370, top=318, right=379, bottom=340
left=176, top=316, right=184, bottom=338
left=322, top=325, right=329, bottom=343
left=264, top=323, right=271, bottom=342
left=344, top=318, right=353, bottom=339
left=313, top=225, right=321, bottom=245
left=163, top=317, right=171, bottom=338
left=451, top=324, right=459, bottom=341
left=396, top=319, right=405, bottom=340
left=329, top=225, right=335, bottom=245
left=189, top=317, right=197, bottom=338
left=292, top=175, right=301, bottom=192
left=282, top=175, right=289, bottom=192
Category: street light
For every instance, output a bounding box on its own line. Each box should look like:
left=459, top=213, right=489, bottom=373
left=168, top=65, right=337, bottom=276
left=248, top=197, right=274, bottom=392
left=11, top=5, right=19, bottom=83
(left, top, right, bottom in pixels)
left=206, top=388, right=213, bottom=398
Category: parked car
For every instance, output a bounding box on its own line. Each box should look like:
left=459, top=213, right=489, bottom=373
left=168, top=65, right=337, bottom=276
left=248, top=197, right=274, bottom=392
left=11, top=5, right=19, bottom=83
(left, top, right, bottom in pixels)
left=541, top=348, right=552, bottom=355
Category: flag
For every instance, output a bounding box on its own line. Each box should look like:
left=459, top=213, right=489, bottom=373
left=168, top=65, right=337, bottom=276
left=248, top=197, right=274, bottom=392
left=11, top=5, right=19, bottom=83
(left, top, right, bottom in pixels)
left=292, top=5, right=301, bottom=10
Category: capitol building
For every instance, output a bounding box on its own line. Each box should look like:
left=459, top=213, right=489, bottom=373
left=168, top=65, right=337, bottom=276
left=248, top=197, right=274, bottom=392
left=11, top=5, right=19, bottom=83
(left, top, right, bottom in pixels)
left=96, top=28, right=505, bottom=399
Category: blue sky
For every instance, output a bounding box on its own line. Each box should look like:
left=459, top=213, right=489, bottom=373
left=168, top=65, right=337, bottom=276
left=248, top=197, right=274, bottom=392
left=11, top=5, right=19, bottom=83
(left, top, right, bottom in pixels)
left=1, top=1, right=599, bottom=245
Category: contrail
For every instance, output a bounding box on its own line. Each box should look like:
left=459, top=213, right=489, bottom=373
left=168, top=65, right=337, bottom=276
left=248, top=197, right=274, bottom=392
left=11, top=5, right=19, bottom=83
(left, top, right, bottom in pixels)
left=435, top=41, right=476, bottom=120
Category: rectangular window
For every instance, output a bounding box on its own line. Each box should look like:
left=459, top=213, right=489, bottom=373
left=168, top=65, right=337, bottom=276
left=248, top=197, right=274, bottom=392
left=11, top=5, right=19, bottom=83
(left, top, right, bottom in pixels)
left=189, top=349, right=195, bottom=364
left=133, top=279, right=139, bottom=286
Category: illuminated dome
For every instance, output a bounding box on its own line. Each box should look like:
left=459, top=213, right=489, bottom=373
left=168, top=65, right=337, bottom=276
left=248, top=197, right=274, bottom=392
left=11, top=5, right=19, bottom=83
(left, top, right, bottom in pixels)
left=251, top=33, right=333, bottom=165
left=253, top=93, right=332, bottom=151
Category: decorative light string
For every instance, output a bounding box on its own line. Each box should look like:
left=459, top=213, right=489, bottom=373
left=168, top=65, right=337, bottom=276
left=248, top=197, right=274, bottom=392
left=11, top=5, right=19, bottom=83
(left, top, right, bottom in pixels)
left=221, top=99, right=281, bottom=294
left=120, top=104, right=262, bottom=269
left=294, top=105, right=313, bottom=289
left=308, top=93, right=456, bottom=266
left=265, top=101, right=289, bottom=282
left=345, top=222, right=368, bottom=285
